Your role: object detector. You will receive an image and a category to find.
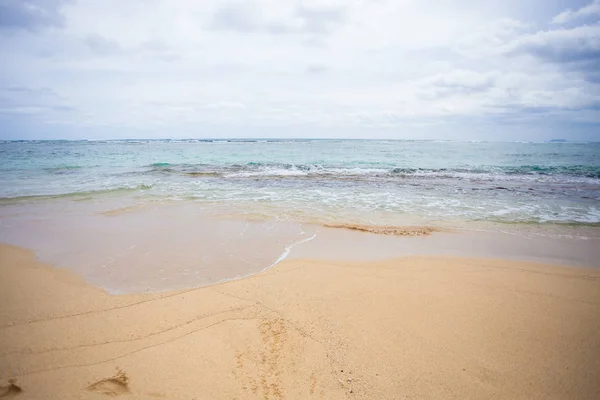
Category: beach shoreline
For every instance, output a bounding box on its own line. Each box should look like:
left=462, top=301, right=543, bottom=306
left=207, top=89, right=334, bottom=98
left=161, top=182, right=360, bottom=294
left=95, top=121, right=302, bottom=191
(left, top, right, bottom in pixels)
left=1, top=198, right=599, bottom=295
left=1, top=243, right=599, bottom=399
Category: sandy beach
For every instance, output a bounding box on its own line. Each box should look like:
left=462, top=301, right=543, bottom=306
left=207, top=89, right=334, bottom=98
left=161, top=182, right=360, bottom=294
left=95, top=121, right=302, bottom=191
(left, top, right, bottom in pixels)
left=1, top=244, right=599, bottom=400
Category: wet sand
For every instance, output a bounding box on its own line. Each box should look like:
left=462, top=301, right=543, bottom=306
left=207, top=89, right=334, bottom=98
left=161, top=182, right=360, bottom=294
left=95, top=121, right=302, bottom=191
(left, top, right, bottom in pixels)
left=1, top=198, right=599, bottom=294
left=1, top=244, right=599, bottom=399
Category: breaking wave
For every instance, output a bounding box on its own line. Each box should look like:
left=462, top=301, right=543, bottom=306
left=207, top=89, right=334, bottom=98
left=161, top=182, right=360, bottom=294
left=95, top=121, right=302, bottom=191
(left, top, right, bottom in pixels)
left=138, top=162, right=600, bottom=181
left=0, top=184, right=153, bottom=202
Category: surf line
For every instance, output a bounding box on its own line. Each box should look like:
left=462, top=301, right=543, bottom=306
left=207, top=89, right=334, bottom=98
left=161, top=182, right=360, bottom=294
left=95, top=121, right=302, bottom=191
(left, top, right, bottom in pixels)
left=265, top=233, right=317, bottom=270
left=207, top=232, right=318, bottom=289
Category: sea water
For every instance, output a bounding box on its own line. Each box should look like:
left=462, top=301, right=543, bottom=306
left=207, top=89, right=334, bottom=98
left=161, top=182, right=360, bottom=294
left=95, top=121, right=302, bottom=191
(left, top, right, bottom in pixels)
left=1, top=139, right=598, bottom=292
left=1, top=139, right=599, bottom=225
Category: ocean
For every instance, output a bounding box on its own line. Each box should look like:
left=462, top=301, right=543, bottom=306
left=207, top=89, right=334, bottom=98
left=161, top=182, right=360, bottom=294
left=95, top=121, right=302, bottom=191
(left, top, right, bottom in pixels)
left=1, top=139, right=599, bottom=292
left=1, top=139, right=599, bottom=225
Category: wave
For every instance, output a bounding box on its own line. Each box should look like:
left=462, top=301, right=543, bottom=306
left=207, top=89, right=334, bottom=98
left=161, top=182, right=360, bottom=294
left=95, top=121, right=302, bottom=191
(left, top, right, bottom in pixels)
left=47, top=165, right=83, bottom=169
left=43, top=165, right=85, bottom=174
left=137, top=162, right=600, bottom=181
left=27, top=162, right=600, bottom=182
left=185, top=172, right=222, bottom=177
left=390, top=165, right=600, bottom=179
left=0, top=184, right=153, bottom=203
left=484, top=219, right=600, bottom=227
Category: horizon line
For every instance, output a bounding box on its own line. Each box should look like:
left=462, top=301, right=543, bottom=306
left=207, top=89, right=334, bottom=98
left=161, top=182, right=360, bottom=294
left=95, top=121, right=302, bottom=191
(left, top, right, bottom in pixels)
left=1, top=138, right=595, bottom=143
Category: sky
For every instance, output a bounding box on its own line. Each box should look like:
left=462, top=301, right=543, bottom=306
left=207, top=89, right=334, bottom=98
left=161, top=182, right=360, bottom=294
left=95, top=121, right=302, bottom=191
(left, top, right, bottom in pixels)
left=0, top=0, right=599, bottom=141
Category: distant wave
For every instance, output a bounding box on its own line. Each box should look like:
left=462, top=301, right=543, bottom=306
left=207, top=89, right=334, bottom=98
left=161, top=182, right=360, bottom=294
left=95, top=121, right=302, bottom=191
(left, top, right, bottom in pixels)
left=138, top=162, right=600, bottom=180
left=390, top=165, right=600, bottom=179
left=2, top=138, right=598, bottom=143
left=43, top=165, right=85, bottom=175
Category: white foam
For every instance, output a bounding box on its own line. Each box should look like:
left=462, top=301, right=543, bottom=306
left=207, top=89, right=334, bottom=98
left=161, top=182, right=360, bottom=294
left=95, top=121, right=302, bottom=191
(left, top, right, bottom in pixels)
left=203, top=232, right=318, bottom=291
left=266, top=233, right=318, bottom=269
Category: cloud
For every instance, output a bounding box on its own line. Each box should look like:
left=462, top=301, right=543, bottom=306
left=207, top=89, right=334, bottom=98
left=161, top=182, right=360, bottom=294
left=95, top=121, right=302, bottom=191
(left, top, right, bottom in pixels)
left=505, top=24, right=600, bottom=63
left=501, top=23, right=600, bottom=85
left=199, top=101, right=246, bottom=111
left=0, top=0, right=66, bottom=31
left=420, top=70, right=496, bottom=98
left=84, top=33, right=124, bottom=56
left=0, top=0, right=599, bottom=140
left=454, top=18, right=530, bottom=58
left=209, top=0, right=345, bottom=35
left=81, top=34, right=179, bottom=61
left=552, top=0, right=600, bottom=24
left=294, top=3, right=345, bottom=34
left=305, top=64, right=328, bottom=74
left=210, top=2, right=264, bottom=33
left=0, top=86, right=74, bottom=116
left=141, top=39, right=173, bottom=55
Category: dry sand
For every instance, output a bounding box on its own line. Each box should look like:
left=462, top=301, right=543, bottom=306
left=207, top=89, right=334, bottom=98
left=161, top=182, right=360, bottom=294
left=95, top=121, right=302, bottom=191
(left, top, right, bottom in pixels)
left=1, top=243, right=599, bottom=400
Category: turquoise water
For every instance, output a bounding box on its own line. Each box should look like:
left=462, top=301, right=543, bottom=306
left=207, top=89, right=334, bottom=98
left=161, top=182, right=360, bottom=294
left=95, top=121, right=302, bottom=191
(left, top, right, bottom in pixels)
left=1, top=139, right=599, bottom=226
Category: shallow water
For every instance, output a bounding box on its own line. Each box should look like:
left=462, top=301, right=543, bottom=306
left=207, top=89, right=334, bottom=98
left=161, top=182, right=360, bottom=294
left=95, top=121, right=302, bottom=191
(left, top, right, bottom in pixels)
left=1, top=199, right=598, bottom=294
left=0, top=200, right=316, bottom=293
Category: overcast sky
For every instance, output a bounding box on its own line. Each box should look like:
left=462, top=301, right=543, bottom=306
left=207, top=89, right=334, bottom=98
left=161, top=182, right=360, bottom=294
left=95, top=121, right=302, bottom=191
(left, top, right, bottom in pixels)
left=1, top=0, right=599, bottom=140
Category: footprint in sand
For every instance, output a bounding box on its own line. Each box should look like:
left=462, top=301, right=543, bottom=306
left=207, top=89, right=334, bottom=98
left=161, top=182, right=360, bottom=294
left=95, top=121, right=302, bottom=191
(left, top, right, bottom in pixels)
left=0, top=379, right=22, bottom=398
left=86, top=369, right=130, bottom=397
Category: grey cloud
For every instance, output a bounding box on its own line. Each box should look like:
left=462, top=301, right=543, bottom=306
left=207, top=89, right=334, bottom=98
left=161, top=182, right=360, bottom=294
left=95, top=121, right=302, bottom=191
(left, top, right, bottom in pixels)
left=419, top=70, right=495, bottom=99
left=306, top=64, right=328, bottom=74
left=140, top=40, right=181, bottom=62
left=210, top=2, right=262, bottom=33
left=552, top=0, right=600, bottom=24
left=141, top=39, right=171, bottom=53
left=0, top=104, right=76, bottom=115
left=0, top=0, right=66, bottom=31
left=505, top=24, right=600, bottom=82
left=1, top=86, right=63, bottom=103
left=484, top=104, right=600, bottom=129
left=430, top=72, right=494, bottom=90
left=4, top=86, right=55, bottom=94
left=579, top=62, right=600, bottom=82
left=0, top=86, right=74, bottom=115
left=83, top=35, right=180, bottom=61
left=486, top=101, right=597, bottom=115
left=150, top=53, right=181, bottom=62
left=210, top=1, right=345, bottom=35
left=294, top=4, right=345, bottom=34
left=506, top=25, right=600, bottom=63
left=482, top=87, right=600, bottom=115
left=84, top=33, right=124, bottom=56
left=507, top=25, right=600, bottom=62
